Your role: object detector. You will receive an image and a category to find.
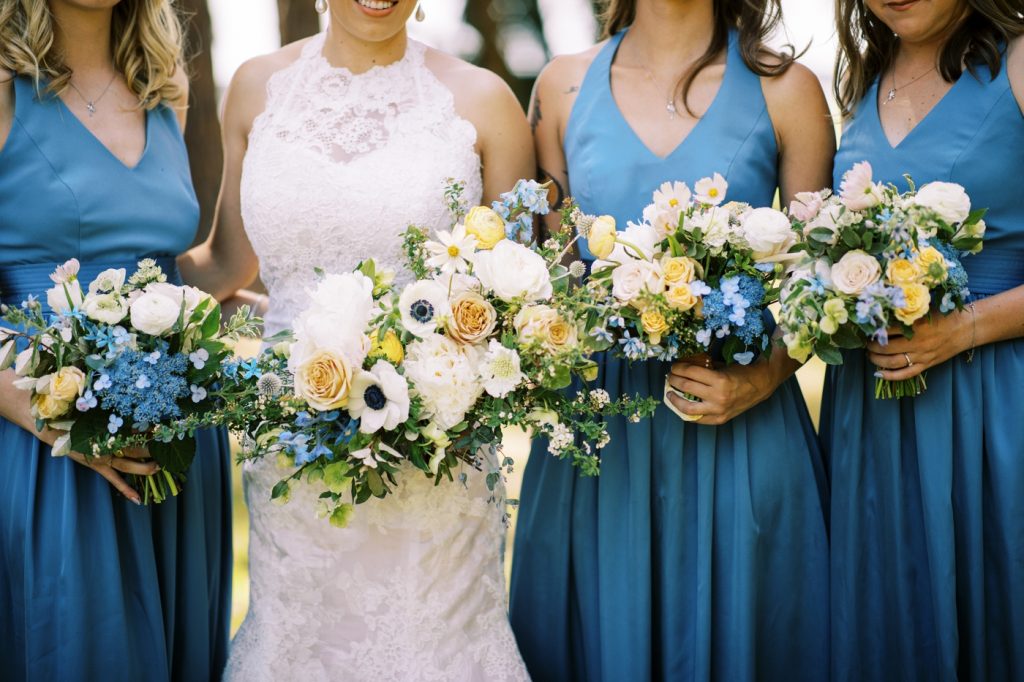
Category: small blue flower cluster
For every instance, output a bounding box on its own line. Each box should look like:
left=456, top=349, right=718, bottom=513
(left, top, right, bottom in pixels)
left=931, top=240, right=971, bottom=300
left=855, top=282, right=906, bottom=344
left=97, top=348, right=190, bottom=431
left=701, top=275, right=767, bottom=346
left=83, top=324, right=132, bottom=359
left=279, top=410, right=360, bottom=466
left=492, top=179, right=551, bottom=243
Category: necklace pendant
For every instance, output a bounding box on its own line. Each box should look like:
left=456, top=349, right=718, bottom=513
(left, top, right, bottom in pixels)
left=666, top=101, right=677, bottom=119
left=885, top=88, right=896, bottom=104
left=86, top=101, right=96, bottom=116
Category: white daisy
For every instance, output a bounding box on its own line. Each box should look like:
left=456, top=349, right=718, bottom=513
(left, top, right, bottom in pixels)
left=425, top=224, right=477, bottom=274
left=694, top=173, right=728, bottom=206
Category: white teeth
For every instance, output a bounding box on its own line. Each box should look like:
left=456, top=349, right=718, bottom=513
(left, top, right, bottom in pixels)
left=357, top=0, right=396, bottom=9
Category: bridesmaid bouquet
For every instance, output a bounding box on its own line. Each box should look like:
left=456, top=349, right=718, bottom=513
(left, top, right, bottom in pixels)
left=218, top=181, right=657, bottom=527
left=0, top=259, right=260, bottom=502
left=579, top=176, right=794, bottom=419
left=777, top=161, right=986, bottom=399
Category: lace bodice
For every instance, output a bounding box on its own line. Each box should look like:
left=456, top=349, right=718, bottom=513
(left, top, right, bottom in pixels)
left=228, top=34, right=526, bottom=682
left=241, top=33, right=483, bottom=335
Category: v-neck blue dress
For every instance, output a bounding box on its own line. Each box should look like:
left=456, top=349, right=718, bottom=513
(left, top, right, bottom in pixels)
left=0, top=77, right=232, bottom=681
left=823, top=57, right=1024, bottom=681
left=509, top=32, right=830, bottom=682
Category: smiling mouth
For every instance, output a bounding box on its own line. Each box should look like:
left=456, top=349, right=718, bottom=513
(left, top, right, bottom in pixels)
left=356, top=0, right=399, bottom=10
left=885, top=0, right=920, bottom=9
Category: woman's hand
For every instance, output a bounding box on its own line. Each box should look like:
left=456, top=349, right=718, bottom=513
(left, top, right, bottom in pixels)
left=868, top=309, right=972, bottom=382
left=666, top=360, right=775, bottom=426
left=37, top=427, right=157, bottom=506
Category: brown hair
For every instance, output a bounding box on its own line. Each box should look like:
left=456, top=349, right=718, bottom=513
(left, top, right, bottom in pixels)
left=599, top=0, right=798, bottom=116
left=834, top=0, right=1024, bottom=118
left=0, top=0, right=187, bottom=109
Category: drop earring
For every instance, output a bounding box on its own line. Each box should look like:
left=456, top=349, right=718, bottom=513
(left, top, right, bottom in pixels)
left=415, top=3, right=426, bottom=21
left=315, top=0, right=328, bottom=15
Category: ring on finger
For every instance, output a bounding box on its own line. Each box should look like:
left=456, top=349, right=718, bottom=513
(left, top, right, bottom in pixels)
left=903, top=352, right=913, bottom=368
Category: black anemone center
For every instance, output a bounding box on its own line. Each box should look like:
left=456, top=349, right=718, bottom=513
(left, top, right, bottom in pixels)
left=364, top=385, right=387, bottom=411
left=411, top=299, right=434, bottom=323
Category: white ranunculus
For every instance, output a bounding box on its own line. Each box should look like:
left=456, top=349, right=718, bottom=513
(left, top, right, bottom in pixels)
left=830, top=250, right=882, bottom=295
left=129, top=290, right=182, bottom=336
left=914, top=181, right=971, bottom=225
left=742, top=207, right=798, bottom=262
left=348, top=360, right=411, bottom=434
left=478, top=340, right=524, bottom=398
left=142, top=282, right=211, bottom=324
left=46, top=279, right=83, bottom=314
left=398, top=279, right=451, bottom=338
left=87, top=268, right=126, bottom=295
left=82, top=293, right=129, bottom=325
left=403, top=334, right=483, bottom=431
left=473, top=240, right=552, bottom=302
left=291, top=311, right=372, bottom=369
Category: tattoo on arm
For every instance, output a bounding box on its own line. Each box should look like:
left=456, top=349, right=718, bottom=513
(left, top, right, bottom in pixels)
left=538, top=166, right=566, bottom=210
left=529, top=94, right=542, bottom=134
left=564, top=85, right=580, bottom=94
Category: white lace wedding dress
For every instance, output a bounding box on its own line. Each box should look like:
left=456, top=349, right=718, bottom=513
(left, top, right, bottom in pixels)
left=224, top=34, right=529, bottom=681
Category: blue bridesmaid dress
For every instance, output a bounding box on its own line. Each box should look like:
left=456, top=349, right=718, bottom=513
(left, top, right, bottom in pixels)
left=510, top=31, right=830, bottom=681
left=0, top=77, right=232, bottom=681
left=823, top=55, right=1024, bottom=681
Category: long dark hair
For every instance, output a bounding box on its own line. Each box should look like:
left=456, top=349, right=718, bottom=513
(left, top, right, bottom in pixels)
left=834, top=0, right=1024, bottom=118
left=599, top=0, right=797, bottom=116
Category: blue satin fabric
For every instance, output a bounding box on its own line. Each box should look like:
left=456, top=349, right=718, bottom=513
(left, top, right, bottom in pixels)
left=824, top=58, right=1024, bottom=681
left=0, top=77, right=231, bottom=681
left=509, top=32, right=830, bottom=681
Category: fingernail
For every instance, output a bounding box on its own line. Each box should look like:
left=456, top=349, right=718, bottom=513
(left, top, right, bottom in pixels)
left=130, top=496, right=141, bottom=505
left=873, top=371, right=884, bottom=378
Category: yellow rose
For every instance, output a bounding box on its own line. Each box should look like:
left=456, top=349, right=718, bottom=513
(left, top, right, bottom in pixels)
left=293, top=348, right=353, bottom=411
left=588, top=215, right=617, bottom=259
left=369, top=328, right=404, bottom=364
left=464, top=206, right=506, bottom=249
left=514, top=305, right=577, bottom=353
left=640, top=309, right=670, bottom=344
left=445, top=291, right=497, bottom=344
left=665, top=283, right=700, bottom=311
left=886, top=258, right=921, bottom=285
left=33, top=393, right=70, bottom=421
left=49, top=366, right=86, bottom=402
left=895, top=283, right=932, bottom=326
left=661, top=256, right=700, bottom=285
left=915, top=246, right=948, bottom=285
left=546, top=315, right=578, bottom=350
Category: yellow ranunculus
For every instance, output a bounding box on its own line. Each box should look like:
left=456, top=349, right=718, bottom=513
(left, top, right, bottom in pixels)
left=587, top=215, right=617, bottom=259
left=293, top=348, right=353, bottom=411
left=895, top=283, right=932, bottom=326
left=665, top=283, right=700, bottom=311
left=49, top=366, right=86, bottom=402
left=885, top=258, right=921, bottom=285
left=445, top=291, right=497, bottom=345
left=370, top=329, right=404, bottom=364
left=640, top=309, right=670, bottom=344
left=661, top=256, right=699, bottom=285
left=915, top=246, right=948, bottom=285
left=33, top=393, right=70, bottom=421
left=464, top=206, right=506, bottom=249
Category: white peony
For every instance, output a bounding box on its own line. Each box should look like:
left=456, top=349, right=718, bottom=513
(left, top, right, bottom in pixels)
left=348, top=360, right=411, bottom=434
left=742, top=207, right=798, bottom=262
left=830, top=250, right=882, bottom=295
left=46, top=279, right=83, bottom=314
left=82, top=293, right=129, bottom=325
left=87, top=268, right=126, bottom=295
left=398, top=279, right=451, bottom=338
left=129, top=290, right=181, bottom=336
left=914, top=181, right=971, bottom=225
left=305, top=272, right=375, bottom=326
left=473, top=240, right=552, bottom=302
left=478, top=339, right=524, bottom=398
left=403, top=334, right=483, bottom=431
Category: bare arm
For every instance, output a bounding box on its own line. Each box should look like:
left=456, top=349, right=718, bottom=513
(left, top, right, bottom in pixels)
left=0, top=71, right=13, bottom=152
left=169, top=66, right=189, bottom=133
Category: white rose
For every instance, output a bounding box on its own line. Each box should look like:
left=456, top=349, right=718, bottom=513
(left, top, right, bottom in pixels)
left=129, top=290, right=182, bottom=336
left=914, top=181, right=971, bottom=225
left=87, top=268, right=126, bottom=295
left=144, top=282, right=211, bottom=323
left=611, top=259, right=664, bottom=303
left=830, top=250, right=882, bottom=295
left=742, top=207, right=798, bottom=262
left=46, top=279, right=83, bottom=314
left=473, top=240, right=552, bottom=302
left=82, top=293, right=129, bottom=325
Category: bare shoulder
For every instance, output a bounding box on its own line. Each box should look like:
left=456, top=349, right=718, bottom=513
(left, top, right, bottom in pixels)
left=167, top=66, right=190, bottom=130
left=1008, top=34, right=1024, bottom=113
left=224, top=38, right=312, bottom=133
left=761, top=61, right=832, bottom=136
left=424, top=48, right=520, bottom=114
left=537, top=43, right=603, bottom=95
left=760, top=60, right=826, bottom=107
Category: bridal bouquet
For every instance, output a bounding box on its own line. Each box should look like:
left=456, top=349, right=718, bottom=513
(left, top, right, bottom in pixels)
left=579, top=176, right=794, bottom=418
left=219, top=180, right=658, bottom=527
left=0, top=258, right=259, bottom=502
left=777, top=161, right=986, bottom=399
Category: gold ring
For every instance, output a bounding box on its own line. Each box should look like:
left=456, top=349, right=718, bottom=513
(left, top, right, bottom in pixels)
left=903, top=352, right=913, bottom=368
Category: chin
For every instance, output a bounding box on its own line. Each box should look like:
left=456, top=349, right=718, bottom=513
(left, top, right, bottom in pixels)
left=867, top=0, right=968, bottom=42
left=333, top=0, right=416, bottom=41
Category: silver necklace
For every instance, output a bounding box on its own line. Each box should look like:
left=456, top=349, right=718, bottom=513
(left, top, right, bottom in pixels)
left=68, top=72, right=118, bottom=117
left=639, top=62, right=682, bottom=119
left=884, top=63, right=937, bottom=104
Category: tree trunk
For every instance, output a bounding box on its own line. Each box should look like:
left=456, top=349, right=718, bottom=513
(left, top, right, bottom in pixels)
left=277, top=0, right=321, bottom=46
left=463, top=0, right=532, bottom=105
left=178, top=0, right=222, bottom=244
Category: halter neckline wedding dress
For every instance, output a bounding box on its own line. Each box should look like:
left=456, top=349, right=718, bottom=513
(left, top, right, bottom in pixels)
left=225, top=33, right=528, bottom=681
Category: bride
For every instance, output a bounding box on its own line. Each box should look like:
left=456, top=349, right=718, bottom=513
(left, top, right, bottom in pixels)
left=180, top=0, right=534, bottom=678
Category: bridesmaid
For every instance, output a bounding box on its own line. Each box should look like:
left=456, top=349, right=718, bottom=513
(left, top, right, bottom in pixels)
left=510, top=1, right=834, bottom=680
left=824, top=1, right=1024, bottom=679
left=0, top=1, right=231, bottom=680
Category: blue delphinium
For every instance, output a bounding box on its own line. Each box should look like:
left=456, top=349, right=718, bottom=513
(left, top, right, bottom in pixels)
left=284, top=411, right=361, bottom=465
left=97, top=348, right=190, bottom=426
left=492, top=179, right=551, bottom=243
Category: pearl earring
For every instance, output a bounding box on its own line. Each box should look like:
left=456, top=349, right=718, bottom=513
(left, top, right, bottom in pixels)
left=315, top=0, right=328, bottom=15
left=415, top=3, right=425, bottom=21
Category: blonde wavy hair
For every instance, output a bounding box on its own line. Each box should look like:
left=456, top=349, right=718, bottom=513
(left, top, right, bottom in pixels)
left=0, top=0, right=186, bottom=110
